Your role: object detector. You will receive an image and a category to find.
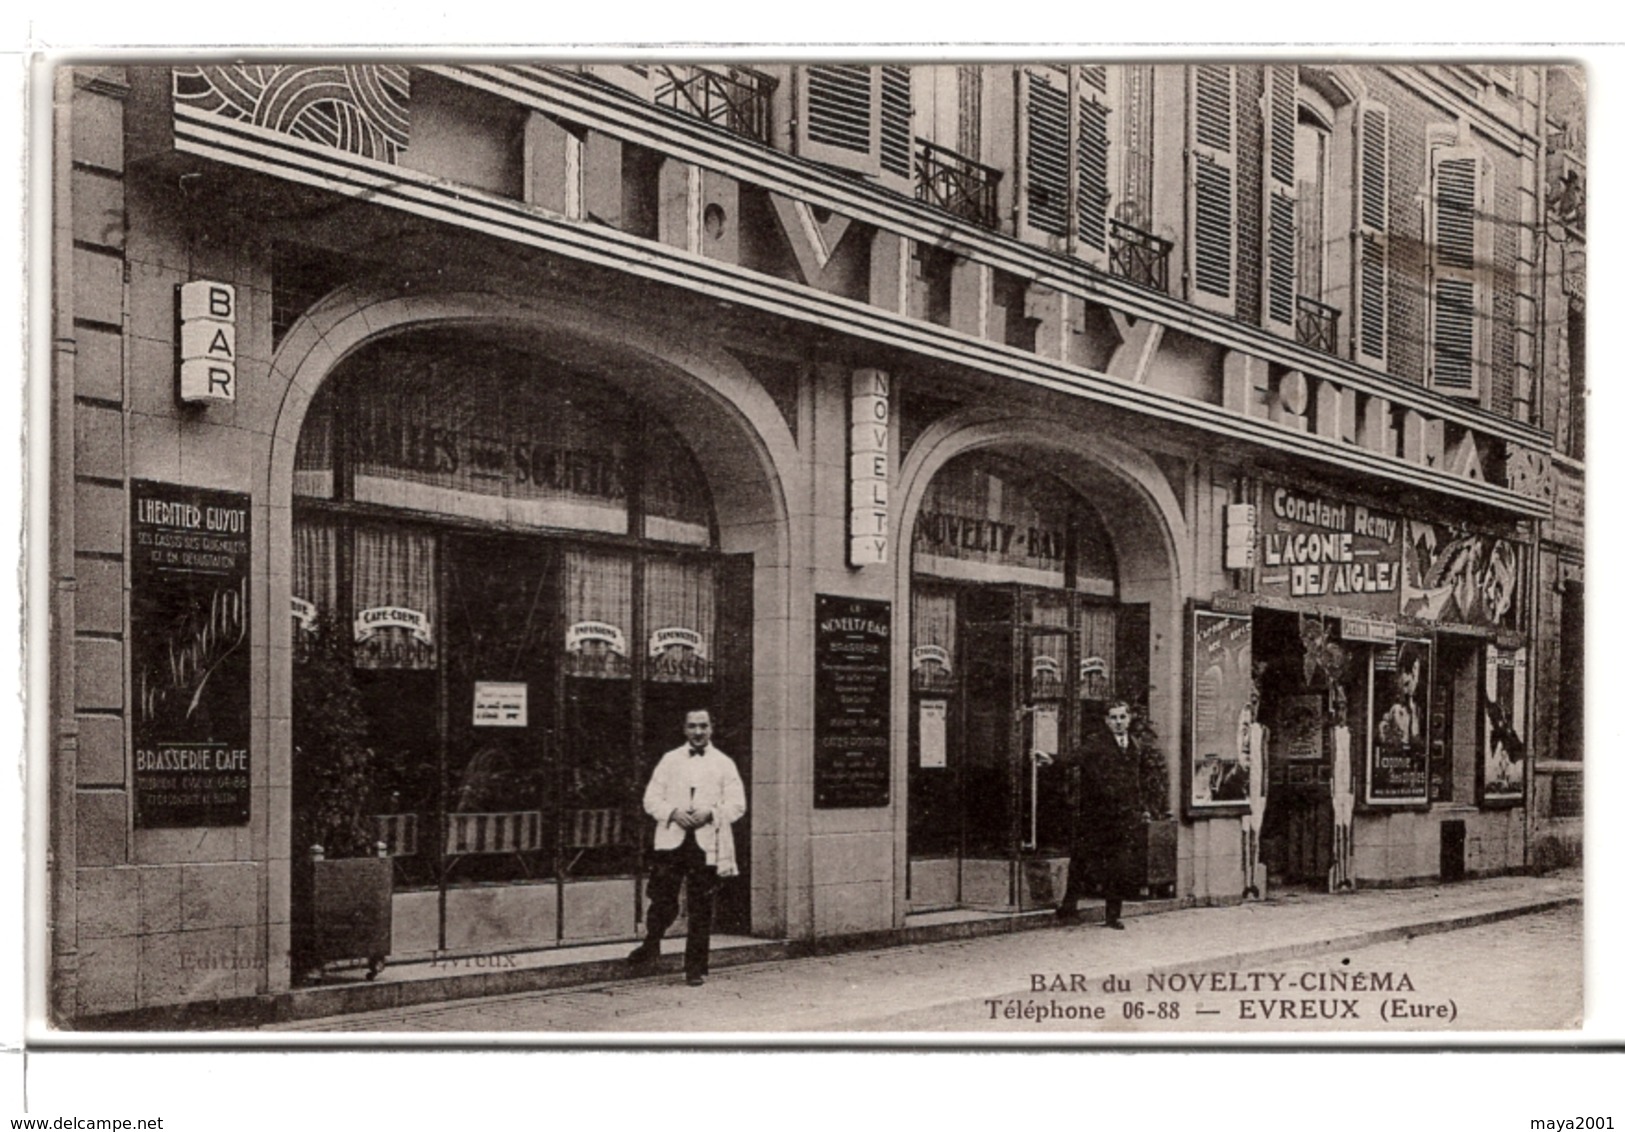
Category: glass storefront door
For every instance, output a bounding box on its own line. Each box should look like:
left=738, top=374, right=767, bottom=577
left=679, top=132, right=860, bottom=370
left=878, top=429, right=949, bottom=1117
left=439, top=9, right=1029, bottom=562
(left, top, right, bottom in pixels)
left=1255, top=609, right=1370, bottom=886
left=292, top=517, right=748, bottom=955
left=907, top=585, right=1133, bottom=912
left=442, top=535, right=558, bottom=891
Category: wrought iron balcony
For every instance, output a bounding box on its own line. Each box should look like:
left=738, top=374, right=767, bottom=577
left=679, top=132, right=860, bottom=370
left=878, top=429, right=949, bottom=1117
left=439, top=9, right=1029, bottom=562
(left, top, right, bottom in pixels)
left=915, top=139, right=1002, bottom=230
left=653, top=64, right=777, bottom=145
left=1296, top=295, right=1341, bottom=355
left=1109, top=219, right=1173, bottom=293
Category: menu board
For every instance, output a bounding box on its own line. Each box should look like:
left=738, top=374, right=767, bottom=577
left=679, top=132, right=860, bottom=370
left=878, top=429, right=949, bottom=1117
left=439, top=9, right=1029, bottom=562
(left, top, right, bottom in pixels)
left=918, top=699, right=948, bottom=769
left=130, top=481, right=253, bottom=828
left=473, top=681, right=528, bottom=727
left=1365, top=639, right=1431, bottom=806
left=814, top=595, right=892, bottom=808
left=1188, top=608, right=1252, bottom=814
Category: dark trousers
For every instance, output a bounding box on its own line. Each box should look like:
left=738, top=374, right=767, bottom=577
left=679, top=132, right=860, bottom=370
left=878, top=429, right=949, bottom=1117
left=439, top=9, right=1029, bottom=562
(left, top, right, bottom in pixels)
left=1060, top=848, right=1124, bottom=924
left=642, top=835, right=718, bottom=977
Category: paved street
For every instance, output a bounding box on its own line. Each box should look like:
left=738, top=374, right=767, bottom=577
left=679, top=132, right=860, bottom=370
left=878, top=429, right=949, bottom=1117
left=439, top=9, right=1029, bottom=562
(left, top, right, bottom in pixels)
left=878, top=903, right=1582, bottom=1033
left=270, top=872, right=1582, bottom=1036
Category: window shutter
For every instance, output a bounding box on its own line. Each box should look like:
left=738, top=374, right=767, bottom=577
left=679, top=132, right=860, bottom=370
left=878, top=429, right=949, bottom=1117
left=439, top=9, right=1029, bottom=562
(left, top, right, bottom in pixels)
left=1431, top=148, right=1483, bottom=395
left=797, top=64, right=913, bottom=190
left=804, top=64, right=876, bottom=162
left=1022, top=66, right=1071, bottom=244
left=879, top=65, right=913, bottom=183
left=1354, top=102, right=1390, bottom=368
left=1076, top=67, right=1111, bottom=259
left=1020, top=64, right=1072, bottom=246
left=1264, top=65, right=1298, bottom=332
left=1189, top=64, right=1236, bottom=309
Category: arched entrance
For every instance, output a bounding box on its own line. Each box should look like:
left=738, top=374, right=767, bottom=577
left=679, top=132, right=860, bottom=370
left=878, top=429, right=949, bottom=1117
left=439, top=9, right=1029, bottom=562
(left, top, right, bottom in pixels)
left=895, top=415, right=1188, bottom=914
left=266, top=286, right=801, bottom=970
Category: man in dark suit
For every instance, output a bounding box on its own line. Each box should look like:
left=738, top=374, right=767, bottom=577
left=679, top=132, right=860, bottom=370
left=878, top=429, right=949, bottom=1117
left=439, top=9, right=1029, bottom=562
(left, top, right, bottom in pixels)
left=1055, top=700, right=1167, bottom=928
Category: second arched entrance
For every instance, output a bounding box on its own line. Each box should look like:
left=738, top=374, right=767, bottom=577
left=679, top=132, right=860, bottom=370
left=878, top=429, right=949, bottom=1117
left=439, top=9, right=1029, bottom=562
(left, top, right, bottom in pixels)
left=896, top=424, right=1187, bottom=915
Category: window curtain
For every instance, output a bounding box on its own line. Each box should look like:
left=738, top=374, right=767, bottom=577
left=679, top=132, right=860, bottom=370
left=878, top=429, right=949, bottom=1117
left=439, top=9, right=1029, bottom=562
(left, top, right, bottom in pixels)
left=1029, top=592, right=1070, bottom=701
left=1120, top=64, right=1155, bottom=227
left=911, top=588, right=957, bottom=694
left=1078, top=603, right=1116, bottom=702
left=643, top=557, right=716, bottom=684
left=292, top=386, right=334, bottom=499
left=353, top=525, right=438, bottom=670
left=291, top=517, right=338, bottom=635
left=564, top=550, right=633, bottom=679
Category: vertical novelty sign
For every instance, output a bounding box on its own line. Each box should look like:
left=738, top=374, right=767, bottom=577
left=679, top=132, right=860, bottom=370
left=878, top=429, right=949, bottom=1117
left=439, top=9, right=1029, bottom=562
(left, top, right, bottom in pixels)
left=131, top=481, right=253, bottom=827
left=177, top=280, right=237, bottom=403
left=849, top=369, right=890, bottom=566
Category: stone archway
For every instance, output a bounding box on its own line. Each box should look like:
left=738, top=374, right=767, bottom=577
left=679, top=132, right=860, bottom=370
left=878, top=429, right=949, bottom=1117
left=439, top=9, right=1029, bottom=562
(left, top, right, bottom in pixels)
left=889, top=404, right=1191, bottom=918
left=258, top=282, right=805, bottom=982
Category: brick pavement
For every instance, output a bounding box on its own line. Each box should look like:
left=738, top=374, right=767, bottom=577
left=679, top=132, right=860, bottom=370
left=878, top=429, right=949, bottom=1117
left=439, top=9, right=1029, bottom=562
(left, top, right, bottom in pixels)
left=266, top=870, right=1581, bottom=1034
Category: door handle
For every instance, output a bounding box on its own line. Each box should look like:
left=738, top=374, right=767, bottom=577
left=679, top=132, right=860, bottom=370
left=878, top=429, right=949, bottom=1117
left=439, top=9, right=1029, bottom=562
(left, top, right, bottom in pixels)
left=1024, top=749, right=1040, bottom=851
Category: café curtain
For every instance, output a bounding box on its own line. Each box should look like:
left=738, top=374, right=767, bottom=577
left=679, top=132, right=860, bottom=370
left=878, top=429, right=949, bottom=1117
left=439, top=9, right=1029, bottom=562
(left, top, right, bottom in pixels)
left=564, top=550, right=633, bottom=679
left=353, top=525, right=438, bottom=670
left=292, top=517, right=338, bottom=628
left=911, top=588, right=957, bottom=694
left=643, top=557, right=716, bottom=684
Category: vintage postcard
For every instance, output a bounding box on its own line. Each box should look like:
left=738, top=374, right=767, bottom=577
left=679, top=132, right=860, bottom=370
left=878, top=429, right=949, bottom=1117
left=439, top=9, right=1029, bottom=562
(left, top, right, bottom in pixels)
left=32, top=53, right=1591, bottom=1059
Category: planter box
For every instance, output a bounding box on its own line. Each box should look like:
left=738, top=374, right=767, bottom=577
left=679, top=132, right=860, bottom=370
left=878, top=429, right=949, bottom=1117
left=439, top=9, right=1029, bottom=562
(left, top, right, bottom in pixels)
left=293, top=855, right=393, bottom=982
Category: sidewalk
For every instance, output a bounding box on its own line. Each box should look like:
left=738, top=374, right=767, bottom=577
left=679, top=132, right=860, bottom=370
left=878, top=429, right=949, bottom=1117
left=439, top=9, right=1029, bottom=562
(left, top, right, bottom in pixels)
left=264, top=869, right=1581, bottom=1033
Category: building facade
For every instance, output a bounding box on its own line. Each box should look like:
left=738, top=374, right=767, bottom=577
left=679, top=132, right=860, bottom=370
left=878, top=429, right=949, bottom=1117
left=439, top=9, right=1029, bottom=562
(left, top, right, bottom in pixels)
left=48, top=60, right=1579, bottom=1025
left=1529, top=63, right=1585, bottom=869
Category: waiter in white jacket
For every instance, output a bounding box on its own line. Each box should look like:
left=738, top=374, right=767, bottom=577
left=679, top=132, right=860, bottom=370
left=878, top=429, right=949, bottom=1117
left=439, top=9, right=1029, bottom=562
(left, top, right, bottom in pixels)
left=628, top=709, right=747, bottom=986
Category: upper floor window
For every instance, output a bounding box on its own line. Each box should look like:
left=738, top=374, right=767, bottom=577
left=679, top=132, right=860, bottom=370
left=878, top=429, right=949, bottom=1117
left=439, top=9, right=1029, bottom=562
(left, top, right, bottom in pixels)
left=1295, top=104, right=1331, bottom=307
left=1287, top=68, right=1387, bottom=372
left=1010, top=65, right=1172, bottom=289
left=1290, top=93, right=1339, bottom=354
left=794, top=64, right=913, bottom=192
left=912, top=66, right=1001, bottom=229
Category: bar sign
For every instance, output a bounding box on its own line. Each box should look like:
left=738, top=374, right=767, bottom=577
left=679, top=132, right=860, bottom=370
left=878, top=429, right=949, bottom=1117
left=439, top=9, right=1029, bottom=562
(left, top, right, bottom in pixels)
left=177, top=280, right=237, bottom=404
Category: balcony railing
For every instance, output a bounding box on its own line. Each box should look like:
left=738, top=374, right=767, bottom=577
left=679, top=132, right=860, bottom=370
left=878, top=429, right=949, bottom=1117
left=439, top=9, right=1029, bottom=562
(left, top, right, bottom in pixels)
left=653, top=64, right=777, bottom=145
left=915, top=139, right=1002, bottom=230
left=1109, top=219, right=1173, bottom=293
left=1296, top=295, right=1341, bottom=355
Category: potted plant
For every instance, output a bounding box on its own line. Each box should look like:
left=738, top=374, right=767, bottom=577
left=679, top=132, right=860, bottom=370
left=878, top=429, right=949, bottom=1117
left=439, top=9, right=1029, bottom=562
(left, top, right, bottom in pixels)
left=1127, top=705, right=1177, bottom=899
left=290, top=615, right=392, bottom=983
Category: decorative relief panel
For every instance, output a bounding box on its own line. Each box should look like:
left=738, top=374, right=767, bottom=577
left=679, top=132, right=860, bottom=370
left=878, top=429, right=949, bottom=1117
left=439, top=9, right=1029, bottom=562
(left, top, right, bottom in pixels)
left=1505, top=442, right=1555, bottom=503
left=174, top=65, right=410, bottom=163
